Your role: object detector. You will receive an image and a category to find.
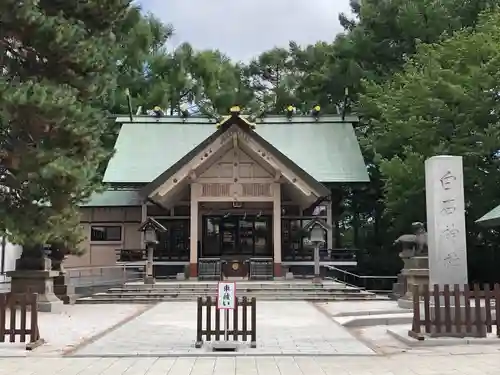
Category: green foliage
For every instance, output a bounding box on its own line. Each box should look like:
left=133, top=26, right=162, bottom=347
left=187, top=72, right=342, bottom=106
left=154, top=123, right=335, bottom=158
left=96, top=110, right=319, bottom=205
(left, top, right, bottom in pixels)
left=0, top=0, right=132, bottom=249
left=361, top=7, right=500, bottom=253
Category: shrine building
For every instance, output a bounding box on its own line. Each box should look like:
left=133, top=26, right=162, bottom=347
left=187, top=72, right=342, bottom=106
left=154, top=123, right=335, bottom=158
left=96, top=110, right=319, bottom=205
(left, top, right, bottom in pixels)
left=66, top=108, right=369, bottom=279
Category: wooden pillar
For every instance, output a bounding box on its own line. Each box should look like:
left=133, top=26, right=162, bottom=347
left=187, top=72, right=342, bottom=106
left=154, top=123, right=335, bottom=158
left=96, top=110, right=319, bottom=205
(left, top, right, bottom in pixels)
left=326, top=199, right=333, bottom=249
left=140, top=202, right=147, bottom=249
left=140, top=202, right=152, bottom=283
left=272, top=183, right=282, bottom=278
left=331, top=188, right=343, bottom=248
left=189, top=185, right=199, bottom=278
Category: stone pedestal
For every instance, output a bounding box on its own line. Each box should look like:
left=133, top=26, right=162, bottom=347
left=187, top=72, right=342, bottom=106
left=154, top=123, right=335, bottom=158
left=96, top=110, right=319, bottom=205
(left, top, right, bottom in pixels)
left=389, top=273, right=406, bottom=300
left=390, top=251, right=412, bottom=300
left=398, top=256, right=429, bottom=309
left=144, top=247, right=155, bottom=284
left=7, top=270, right=63, bottom=312
left=53, top=273, right=76, bottom=304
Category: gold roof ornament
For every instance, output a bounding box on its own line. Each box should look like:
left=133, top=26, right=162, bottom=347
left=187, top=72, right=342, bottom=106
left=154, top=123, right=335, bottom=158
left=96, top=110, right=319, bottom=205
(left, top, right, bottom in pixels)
left=230, top=106, right=241, bottom=115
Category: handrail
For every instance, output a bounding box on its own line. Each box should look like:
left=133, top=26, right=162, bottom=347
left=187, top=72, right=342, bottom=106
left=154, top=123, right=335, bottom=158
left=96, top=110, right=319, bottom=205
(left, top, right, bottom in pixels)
left=324, top=265, right=398, bottom=293
left=324, top=265, right=397, bottom=280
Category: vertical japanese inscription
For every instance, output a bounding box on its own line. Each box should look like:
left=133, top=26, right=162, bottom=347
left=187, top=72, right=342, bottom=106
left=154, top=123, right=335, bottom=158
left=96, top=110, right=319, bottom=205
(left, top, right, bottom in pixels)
left=438, top=170, right=462, bottom=268
left=217, top=281, right=235, bottom=310
left=222, top=284, right=231, bottom=307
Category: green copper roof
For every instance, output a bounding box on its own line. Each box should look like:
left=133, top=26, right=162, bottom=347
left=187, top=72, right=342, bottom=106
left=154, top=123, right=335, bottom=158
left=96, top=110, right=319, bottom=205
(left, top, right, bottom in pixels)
left=103, top=115, right=369, bottom=184
left=81, top=189, right=142, bottom=207
left=476, top=204, right=500, bottom=227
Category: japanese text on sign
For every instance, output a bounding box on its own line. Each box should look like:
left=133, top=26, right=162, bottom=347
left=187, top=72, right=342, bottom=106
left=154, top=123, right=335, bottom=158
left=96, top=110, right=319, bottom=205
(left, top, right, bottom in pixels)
left=437, top=169, right=463, bottom=268
left=217, top=282, right=236, bottom=310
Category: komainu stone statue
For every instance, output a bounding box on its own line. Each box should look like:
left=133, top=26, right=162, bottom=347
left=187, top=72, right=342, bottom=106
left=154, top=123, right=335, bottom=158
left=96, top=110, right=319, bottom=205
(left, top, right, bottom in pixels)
left=392, top=222, right=430, bottom=307
left=393, top=221, right=428, bottom=258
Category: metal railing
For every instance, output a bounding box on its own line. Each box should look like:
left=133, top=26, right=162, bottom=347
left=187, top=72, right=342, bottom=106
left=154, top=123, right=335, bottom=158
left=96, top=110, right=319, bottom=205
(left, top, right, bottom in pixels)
left=198, top=258, right=222, bottom=280
left=282, top=248, right=357, bottom=262
left=116, top=248, right=189, bottom=262
left=324, top=265, right=398, bottom=293
left=249, top=258, right=273, bottom=280
left=118, top=248, right=357, bottom=263
left=0, top=265, right=147, bottom=296
left=66, top=265, right=146, bottom=292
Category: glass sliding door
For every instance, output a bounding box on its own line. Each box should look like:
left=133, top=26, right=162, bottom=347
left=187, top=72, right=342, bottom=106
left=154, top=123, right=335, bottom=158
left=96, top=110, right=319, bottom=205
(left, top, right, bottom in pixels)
left=239, top=218, right=254, bottom=255
left=220, top=216, right=238, bottom=254
left=254, top=217, right=270, bottom=256
left=155, top=219, right=190, bottom=261
left=202, top=215, right=272, bottom=257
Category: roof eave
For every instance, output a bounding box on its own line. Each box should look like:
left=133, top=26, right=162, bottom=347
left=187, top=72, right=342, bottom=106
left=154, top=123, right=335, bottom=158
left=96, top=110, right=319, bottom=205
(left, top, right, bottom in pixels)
left=476, top=205, right=500, bottom=227
left=139, top=126, right=226, bottom=199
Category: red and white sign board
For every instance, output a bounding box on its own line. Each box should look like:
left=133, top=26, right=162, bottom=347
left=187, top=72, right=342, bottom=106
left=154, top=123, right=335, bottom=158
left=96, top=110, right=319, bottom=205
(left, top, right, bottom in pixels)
left=217, top=281, right=236, bottom=310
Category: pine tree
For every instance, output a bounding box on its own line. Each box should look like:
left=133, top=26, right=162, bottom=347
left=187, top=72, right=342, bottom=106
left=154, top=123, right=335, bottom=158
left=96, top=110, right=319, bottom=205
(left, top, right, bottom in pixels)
left=0, top=0, right=131, bottom=259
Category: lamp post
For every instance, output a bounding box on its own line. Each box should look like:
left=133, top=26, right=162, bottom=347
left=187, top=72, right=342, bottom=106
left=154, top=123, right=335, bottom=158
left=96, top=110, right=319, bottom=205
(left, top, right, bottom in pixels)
left=303, top=219, right=332, bottom=284
left=138, top=218, right=167, bottom=285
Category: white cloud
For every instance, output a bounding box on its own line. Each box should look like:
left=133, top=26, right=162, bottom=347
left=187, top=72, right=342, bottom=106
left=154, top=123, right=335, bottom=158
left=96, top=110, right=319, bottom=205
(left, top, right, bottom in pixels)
left=138, top=0, right=353, bottom=61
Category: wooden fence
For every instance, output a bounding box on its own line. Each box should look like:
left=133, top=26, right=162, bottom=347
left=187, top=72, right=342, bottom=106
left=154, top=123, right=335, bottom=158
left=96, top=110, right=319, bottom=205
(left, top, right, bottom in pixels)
left=410, top=283, right=500, bottom=340
left=0, top=293, right=44, bottom=350
left=195, top=296, right=256, bottom=348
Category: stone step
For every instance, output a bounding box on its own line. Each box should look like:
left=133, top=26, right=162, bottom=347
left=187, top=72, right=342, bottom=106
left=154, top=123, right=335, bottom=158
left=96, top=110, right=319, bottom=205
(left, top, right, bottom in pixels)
left=109, top=287, right=358, bottom=293
left=76, top=294, right=376, bottom=304
left=92, top=291, right=370, bottom=298
left=120, top=282, right=350, bottom=289
left=76, top=280, right=376, bottom=304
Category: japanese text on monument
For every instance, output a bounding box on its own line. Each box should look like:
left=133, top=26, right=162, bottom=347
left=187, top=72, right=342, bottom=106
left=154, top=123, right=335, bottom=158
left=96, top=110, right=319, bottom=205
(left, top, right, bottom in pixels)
left=438, top=170, right=462, bottom=267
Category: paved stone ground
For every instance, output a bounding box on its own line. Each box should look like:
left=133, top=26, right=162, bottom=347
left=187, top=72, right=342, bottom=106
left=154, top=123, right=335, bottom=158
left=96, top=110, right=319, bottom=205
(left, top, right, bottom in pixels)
left=73, top=301, right=375, bottom=356
left=0, top=304, right=148, bottom=357
left=1, top=353, right=500, bottom=374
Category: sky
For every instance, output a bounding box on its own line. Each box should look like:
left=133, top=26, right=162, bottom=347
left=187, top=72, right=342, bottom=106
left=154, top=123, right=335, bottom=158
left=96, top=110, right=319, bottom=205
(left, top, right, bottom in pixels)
left=138, top=0, right=353, bottom=62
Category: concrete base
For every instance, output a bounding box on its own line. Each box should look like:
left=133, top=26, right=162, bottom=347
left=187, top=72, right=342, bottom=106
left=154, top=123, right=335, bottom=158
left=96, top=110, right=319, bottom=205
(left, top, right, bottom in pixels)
left=387, top=327, right=499, bottom=347
left=273, top=263, right=282, bottom=278
left=211, top=341, right=239, bottom=352
left=7, top=269, right=63, bottom=312
left=342, top=314, right=413, bottom=327
left=312, top=277, right=323, bottom=285
left=189, top=263, right=198, bottom=278
left=144, top=276, right=155, bottom=285
left=397, top=298, right=414, bottom=309
left=417, top=305, right=492, bottom=337
left=53, top=273, right=76, bottom=305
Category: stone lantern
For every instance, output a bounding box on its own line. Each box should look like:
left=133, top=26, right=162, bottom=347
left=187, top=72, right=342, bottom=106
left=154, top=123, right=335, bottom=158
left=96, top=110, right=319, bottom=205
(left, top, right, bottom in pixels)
left=138, top=217, right=166, bottom=284
left=303, top=219, right=331, bottom=284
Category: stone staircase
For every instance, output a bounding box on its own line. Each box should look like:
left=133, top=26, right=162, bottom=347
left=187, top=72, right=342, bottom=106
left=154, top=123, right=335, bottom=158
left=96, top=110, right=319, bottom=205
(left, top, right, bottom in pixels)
left=76, top=280, right=376, bottom=304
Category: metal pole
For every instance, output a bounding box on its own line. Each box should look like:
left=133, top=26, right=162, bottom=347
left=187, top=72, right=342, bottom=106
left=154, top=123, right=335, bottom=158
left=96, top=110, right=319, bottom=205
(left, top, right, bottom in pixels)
left=224, top=309, right=229, bottom=341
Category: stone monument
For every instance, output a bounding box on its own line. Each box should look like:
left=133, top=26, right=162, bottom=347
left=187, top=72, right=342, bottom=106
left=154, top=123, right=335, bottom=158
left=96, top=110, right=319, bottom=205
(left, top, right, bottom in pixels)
left=425, top=155, right=468, bottom=288
left=7, top=244, right=63, bottom=312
